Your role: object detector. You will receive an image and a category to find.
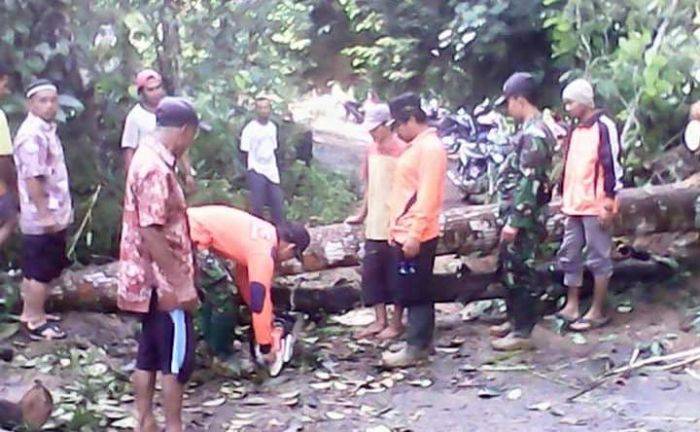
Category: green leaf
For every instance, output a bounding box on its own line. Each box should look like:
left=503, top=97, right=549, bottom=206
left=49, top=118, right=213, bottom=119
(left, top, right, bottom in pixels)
left=0, top=323, right=19, bottom=341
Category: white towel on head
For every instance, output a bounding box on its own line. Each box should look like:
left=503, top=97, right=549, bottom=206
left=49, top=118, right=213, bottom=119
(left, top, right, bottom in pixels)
left=562, top=78, right=595, bottom=108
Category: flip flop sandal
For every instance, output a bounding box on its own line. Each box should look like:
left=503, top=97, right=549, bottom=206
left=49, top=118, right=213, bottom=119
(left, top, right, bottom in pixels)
left=26, top=321, right=67, bottom=341
left=569, top=316, right=611, bottom=332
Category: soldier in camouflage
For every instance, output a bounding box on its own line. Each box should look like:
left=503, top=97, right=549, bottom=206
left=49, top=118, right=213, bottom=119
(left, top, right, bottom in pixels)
left=490, top=72, right=555, bottom=351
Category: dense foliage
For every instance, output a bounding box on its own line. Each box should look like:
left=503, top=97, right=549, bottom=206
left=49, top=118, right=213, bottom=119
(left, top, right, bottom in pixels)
left=542, top=0, right=700, bottom=184
left=0, top=0, right=698, bottom=264
left=0, top=0, right=356, bottom=265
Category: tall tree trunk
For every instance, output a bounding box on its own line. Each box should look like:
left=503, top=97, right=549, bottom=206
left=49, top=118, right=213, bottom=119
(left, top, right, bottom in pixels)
left=157, top=0, right=182, bottom=93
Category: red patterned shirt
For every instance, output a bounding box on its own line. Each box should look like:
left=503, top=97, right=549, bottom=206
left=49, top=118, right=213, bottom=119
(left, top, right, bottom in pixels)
left=13, top=112, right=73, bottom=234
left=118, top=137, right=197, bottom=313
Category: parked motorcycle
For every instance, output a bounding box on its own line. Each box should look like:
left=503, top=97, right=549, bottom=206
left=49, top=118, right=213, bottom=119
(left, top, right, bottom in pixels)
left=436, top=99, right=514, bottom=203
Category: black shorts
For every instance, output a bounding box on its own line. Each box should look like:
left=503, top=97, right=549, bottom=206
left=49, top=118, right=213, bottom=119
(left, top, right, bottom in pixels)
left=389, top=238, right=439, bottom=307
left=361, top=240, right=397, bottom=306
left=21, top=230, right=70, bottom=283
left=136, top=294, right=196, bottom=384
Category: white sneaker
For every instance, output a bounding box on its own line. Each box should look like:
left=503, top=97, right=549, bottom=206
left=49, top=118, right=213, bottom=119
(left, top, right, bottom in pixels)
left=253, top=339, right=285, bottom=377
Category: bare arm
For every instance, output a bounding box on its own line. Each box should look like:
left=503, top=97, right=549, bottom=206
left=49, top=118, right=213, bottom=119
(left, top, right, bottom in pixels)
left=123, top=148, right=135, bottom=176
left=140, top=225, right=197, bottom=310
left=25, top=177, right=56, bottom=231
left=345, top=189, right=368, bottom=224
left=238, top=149, right=248, bottom=166
left=240, top=123, right=251, bottom=168
left=121, top=109, right=139, bottom=175
left=177, top=150, right=196, bottom=193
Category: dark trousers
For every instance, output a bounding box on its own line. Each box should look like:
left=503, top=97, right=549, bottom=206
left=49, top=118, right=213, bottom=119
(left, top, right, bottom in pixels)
left=498, top=230, right=545, bottom=338
left=246, top=170, right=285, bottom=225
left=361, top=240, right=395, bottom=306
left=390, top=238, right=439, bottom=350
left=504, top=283, right=538, bottom=337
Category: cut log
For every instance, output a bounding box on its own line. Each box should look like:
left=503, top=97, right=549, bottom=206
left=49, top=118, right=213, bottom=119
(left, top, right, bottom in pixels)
left=282, top=175, right=700, bottom=275
left=273, top=256, right=679, bottom=313
left=16, top=176, right=698, bottom=314
left=37, top=254, right=681, bottom=315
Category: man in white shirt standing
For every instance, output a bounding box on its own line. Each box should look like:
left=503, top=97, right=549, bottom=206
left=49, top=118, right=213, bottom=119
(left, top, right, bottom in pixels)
left=240, top=96, right=285, bottom=225
left=121, top=69, right=195, bottom=192
left=121, top=69, right=165, bottom=173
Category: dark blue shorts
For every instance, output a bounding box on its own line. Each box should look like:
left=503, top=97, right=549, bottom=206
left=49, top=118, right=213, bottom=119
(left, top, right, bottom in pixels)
left=136, top=295, right=196, bottom=384
left=361, top=240, right=397, bottom=306
left=21, top=230, right=70, bottom=283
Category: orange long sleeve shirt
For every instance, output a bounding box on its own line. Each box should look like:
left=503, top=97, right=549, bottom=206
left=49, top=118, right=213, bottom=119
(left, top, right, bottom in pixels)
left=187, top=205, right=278, bottom=346
left=388, top=127, right=447, bottom=244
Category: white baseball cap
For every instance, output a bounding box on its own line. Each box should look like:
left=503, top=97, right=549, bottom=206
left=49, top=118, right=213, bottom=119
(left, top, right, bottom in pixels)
left=685, top=120, right=700, bottom=152
left=361, top=103, right=391, bottom=132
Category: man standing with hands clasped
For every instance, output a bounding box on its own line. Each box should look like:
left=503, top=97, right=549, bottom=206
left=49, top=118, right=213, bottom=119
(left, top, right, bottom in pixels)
left=346, top=103, right=407, bottom=340
left=555, top=78, right=622, bottom=332
left=381, top=93, right=446, bottom=368
left=240, top=96, right=285, bottom=225
left=119, top=97, right=201, bottom=432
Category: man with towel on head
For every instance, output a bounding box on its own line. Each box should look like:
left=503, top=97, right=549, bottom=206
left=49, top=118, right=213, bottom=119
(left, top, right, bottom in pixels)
left=555, top=78, right=623, bottom=332
left=13, top=79, right=73, bottom=341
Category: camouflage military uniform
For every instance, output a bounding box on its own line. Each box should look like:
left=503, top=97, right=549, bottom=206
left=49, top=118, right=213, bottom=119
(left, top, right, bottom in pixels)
left=496, top=114, right=554, bottom=337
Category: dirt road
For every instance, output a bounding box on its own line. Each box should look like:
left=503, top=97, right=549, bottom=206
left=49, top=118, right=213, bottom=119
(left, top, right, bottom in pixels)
left=1, top=282, right=699, bottom=432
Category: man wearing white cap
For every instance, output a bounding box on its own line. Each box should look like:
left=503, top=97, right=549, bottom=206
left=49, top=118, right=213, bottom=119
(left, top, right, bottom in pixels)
left=346, top=103, right=407, bottom=340
left=13, top=79, right=73, bottom=340
left=556, top=78, right=623, bottom=332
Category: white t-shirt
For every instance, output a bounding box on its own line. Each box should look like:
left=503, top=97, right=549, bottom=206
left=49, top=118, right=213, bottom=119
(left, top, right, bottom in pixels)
left=121, top=103, right=156, bottom=150
left=240, top=119, right=280, bottom=184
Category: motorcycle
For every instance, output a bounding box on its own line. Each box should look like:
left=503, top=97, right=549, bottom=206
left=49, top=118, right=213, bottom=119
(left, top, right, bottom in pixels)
left=436, top=99, right=514, bottom=204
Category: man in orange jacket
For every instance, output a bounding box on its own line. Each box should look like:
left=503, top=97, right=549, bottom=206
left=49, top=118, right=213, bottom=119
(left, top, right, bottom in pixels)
left=187, top=205, right=310, bottom=376
left=381, top=93, right=447, bottom=368
left=556, top=79, right=622, bottom=332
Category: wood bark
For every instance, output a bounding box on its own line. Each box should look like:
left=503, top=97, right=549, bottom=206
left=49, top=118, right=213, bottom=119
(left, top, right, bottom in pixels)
left=39, top=254, right=679, bottom=315
left=282, top=176, right=700, bottom=275
left=24, top=176, right=700, bottom=314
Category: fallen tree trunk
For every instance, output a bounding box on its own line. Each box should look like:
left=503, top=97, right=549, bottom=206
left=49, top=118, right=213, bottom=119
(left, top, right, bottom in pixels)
left=19, top=176, right=698, bottom=314
left=38, top=254, right=679, bottom=315
left=282, top=175, right=700, bottom=275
